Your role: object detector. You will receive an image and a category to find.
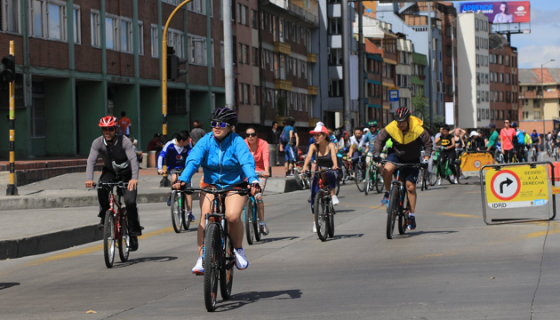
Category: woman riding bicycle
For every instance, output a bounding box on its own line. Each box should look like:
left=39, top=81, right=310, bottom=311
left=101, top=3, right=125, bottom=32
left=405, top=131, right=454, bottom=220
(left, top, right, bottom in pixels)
left=302, top=122, right=339, bottom=232
left=244, top=125, right=271, bottom=236
left=174, top=108, right=261, bottom=275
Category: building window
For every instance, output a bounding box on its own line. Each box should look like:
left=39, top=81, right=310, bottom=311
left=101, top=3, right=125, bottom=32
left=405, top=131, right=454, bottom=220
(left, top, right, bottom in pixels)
left=30, top=0, right=71, bottom=41
left=1, top=0, right=20, bottom=33
left=151, top=25, right=158, bottom=57
left=137, top=22, right=144, bottom=55
left=168, top=28, right=184, bottom=58
left=252, top=47, right=258, bottom=66
left=187, top=0, right=212, bottom=16
left=251, top=9, right=257, bottom=29
left=105, top=15, right=118, bottom=50
left=120, top=18, right=132, bottom=53
left=328, top=18, right=342, bottom=35
left=91, top=11, right=100, bottom=47
left=187, top=34, right=213, bottom=66
left=73, top=7, right=81, bottom=44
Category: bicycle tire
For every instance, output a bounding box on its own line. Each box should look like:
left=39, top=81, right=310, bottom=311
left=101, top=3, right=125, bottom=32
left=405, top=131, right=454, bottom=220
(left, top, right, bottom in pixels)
left=314, top=191, right=328, bottom=242
left=118, top=211, right=130, bottom=262
left=429, top=165, right=439, bottom=186
left=103, top=211, right=116, bottom=268
left=180, top=193, right=191, bottom=230
left=219, top=234, right=235, bottom=301
left=203, top=223, right=221, bottom=312
left=170, top=191, right=182, bottom=233
left=364, top=165, right=370, bottom=196
left=375, top=167, right=384, bottom=194
left=335, top=178, right=341, bottom=196
left=328, top=202, right=335, bottom=238
left=253, top=205, right=261, bottom=242
left=386, top=187, right=399, bottom=239
left=244, top=200, right=254, bottom=245
left=355, top=163, right=365, bottom=192
left=398, top=191, right=408, bottom=235
left=293, top=168, right=305, bottom=189
left=455, top=164, right=463, bottom=185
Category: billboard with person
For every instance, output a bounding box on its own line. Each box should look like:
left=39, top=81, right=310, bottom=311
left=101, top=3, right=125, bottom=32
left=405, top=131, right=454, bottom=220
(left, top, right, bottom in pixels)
left=459, top=1, right=530, bottom=24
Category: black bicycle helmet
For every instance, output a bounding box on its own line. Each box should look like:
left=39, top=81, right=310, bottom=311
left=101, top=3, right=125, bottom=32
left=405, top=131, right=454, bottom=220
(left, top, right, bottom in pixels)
left=209, top=107, right=238, bottom=126
left=395, top=107, right=411, bottom=122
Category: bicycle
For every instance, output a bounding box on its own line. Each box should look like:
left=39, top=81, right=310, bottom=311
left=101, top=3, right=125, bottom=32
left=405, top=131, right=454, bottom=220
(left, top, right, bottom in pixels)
left=184, top=187, right=251, bottom=312
left=429, top=149, right=454, bottom=186
left=530, top=144, right=538, bottom=162
left=170, top=188, right=191, bottom=233
left=293, top=159, right=310, bottom=189
left=244, top=173, right=266, bottom=245
left=353, top=155, right=366, bottom=192
left=341, top=155, right=354, bottom=184
left=364, top=158, right=383, bottom=195
left=382, top=161, right=424, bottom=239
left=309, top=169, right=336, bottom=241
left=95, top=181, right=134, bottom=268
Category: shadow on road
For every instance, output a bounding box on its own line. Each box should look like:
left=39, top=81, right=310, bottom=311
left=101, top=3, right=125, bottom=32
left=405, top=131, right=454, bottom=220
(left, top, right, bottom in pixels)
left=114, top=256, right=178, bottom=268
left=400, top=230, right=458, bottom=238
left=257, top=236, right=299, bottom=244
left=331, top=234, right=364, bottom=240
left=334, top=209, right=356, bottom=213
left=0, top=283, right=20, bottom=291
left=217, top=289, right=302, bottom=312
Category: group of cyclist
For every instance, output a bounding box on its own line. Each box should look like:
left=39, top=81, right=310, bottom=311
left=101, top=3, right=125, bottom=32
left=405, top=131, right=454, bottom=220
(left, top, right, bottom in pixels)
left=86, top=106, right=552, bottom=276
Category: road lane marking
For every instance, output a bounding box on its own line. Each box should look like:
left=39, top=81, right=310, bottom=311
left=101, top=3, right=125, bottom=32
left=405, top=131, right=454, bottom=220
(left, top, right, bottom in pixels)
left=435, top=212, right=480, bottom=219
left=26, top=226, right=175, bottom=266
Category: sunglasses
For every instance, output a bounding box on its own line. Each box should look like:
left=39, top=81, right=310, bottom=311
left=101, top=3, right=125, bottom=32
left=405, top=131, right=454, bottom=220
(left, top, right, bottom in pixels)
left=313, top=133, right=323, bottom=137
left=210, top=121, right=230, bottom=129
left=101, top=127, right=116, bottom=132
left=246, top=133, right=257, bottom=137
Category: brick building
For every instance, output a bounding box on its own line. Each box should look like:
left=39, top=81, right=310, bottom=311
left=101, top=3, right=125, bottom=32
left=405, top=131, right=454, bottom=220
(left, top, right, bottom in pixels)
left=489, top=43, right=519, bottom=128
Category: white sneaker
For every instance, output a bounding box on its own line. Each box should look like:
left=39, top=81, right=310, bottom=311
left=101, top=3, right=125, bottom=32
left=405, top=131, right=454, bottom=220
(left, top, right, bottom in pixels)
left=331, top=195, right=339, bottom=206
left=453, top=177, right=458, bottom=184
left=437, top=177, right=441, bottom=186
left=313, top=222, right=317, bottom=233
left=234, top=248, right=249, bottom=270
left=192, top=257, right=204, bottom=275
left=450, top=175, right=455, bottom=181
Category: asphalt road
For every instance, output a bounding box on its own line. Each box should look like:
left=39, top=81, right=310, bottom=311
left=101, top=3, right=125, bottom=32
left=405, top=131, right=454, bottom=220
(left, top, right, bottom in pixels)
left=1, top=179, right=559, bottom=320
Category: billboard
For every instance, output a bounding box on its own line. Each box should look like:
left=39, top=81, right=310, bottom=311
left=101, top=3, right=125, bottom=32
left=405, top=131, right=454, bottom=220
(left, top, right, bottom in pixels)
left=459, top=1, right=530, bottom=24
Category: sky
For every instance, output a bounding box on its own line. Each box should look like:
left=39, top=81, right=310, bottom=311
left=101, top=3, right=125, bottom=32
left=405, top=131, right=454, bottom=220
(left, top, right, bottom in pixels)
left=457, top=0, right=560, bottom=69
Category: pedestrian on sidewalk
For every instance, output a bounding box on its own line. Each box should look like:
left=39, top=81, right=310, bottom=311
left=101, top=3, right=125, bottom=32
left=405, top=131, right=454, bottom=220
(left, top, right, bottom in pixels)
left=268, top=121, right=281, bottom=166
left=118, top=111, right=132, bottom=137
left=279, top=117, right=299, bottom=177
left=190, top=120, right=206, bottom=146
left=85, top=116, right=143, bottom=251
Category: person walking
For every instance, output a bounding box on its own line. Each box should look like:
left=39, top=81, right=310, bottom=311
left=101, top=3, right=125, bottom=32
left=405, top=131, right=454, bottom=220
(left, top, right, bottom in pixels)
left=118, top=111, right=132, bottom=137
left=268, top=121, right=281, bottom=166
left=190, top=120, right=206, bottom=146
left=499, top=120, right=516, bottom=163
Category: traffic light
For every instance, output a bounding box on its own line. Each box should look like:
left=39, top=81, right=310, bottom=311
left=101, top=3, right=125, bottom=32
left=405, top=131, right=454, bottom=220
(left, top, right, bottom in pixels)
left=166, top=46, right=187, bottom=81
left=1, top=55, right=15, bottom=82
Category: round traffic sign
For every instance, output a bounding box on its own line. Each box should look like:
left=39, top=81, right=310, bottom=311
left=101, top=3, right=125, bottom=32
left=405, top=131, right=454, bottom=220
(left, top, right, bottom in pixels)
left=474, top=160, right=481, bottom=168
left=490, top=170, right=521, bottom=201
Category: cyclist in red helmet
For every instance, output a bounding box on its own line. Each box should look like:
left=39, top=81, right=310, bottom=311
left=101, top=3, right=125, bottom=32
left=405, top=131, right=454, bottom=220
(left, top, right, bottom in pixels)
left=371, top=107, right=432, bottom=230
left=85, top=116, right=143, bottom=251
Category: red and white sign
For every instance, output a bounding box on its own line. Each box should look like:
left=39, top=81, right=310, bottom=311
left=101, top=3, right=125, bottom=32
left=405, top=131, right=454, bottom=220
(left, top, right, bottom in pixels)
left=490, top=170, right=520, bottom=201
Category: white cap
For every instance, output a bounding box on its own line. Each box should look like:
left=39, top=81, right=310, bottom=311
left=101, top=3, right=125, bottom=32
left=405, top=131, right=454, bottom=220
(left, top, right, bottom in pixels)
left=470, top=131, right=478, bottom=137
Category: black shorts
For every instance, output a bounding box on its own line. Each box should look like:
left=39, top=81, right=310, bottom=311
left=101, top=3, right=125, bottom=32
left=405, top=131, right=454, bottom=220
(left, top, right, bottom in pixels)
left=386, top=153, right=419, bottom=184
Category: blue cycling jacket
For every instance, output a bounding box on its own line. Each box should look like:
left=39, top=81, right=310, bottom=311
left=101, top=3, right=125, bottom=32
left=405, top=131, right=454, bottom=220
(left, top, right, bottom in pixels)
left=157, top=139, right=192, bottom=171
left=178, top=132, right=258, bottom=189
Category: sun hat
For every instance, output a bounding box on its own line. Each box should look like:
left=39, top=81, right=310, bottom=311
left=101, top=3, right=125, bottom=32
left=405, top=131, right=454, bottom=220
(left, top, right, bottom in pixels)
left=310, top=122, right=329, bottom=135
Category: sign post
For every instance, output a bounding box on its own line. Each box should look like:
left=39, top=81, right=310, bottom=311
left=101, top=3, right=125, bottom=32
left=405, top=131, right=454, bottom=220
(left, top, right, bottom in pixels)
left=389, top=87, right=399, bottom=112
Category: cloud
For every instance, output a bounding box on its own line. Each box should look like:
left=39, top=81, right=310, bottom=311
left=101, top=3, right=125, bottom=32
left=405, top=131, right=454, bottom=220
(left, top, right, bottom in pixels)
left=518, top=45, right=560, bottom=68
left=531, top=8, right=560, bottom=26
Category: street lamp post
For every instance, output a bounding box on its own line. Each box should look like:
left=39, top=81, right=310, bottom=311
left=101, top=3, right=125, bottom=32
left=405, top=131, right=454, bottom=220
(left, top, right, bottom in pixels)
left=541, top=59, right=555, bottom=138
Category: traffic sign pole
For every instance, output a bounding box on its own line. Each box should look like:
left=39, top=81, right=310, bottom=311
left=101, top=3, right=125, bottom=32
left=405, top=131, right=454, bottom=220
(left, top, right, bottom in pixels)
left=6, top=41, right=17, bottom=196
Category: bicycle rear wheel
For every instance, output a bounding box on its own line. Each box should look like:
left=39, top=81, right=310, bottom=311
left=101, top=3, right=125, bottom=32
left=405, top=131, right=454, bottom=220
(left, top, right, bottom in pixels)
left=386, top=187, right=399, bottom=239
left=364, top=166, right=370, bottom=196
left=375, top=167, right=384, bottom=194
left=429, top=165, right=439, bottom=186
left=253, top=207, right=261, bottom=242
left=170, top=191, right=182, bottom=233
left=220, top=234, right=234, bottom=301
left=293, top=168, right=305, bottom=189
left=181, top=193, right=191, bottom=230
left=118, top=211, right=130, bottom=262
left=398, top=191, right=408, bottom=235
left=244, top=201, right=254, bottom=245
left=103, top=211, right=116, bottom=268
left=314, top=192, right=328, bottom=242
left=328, top=202, right=335, bottom=238
left=355, top=163, right=365, bottom=192
left=204, top=223, right=221, bottom=312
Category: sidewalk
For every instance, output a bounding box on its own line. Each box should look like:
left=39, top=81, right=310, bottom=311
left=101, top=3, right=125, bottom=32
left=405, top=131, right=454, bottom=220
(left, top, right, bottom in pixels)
left=0, top=166, right=301, bottom=260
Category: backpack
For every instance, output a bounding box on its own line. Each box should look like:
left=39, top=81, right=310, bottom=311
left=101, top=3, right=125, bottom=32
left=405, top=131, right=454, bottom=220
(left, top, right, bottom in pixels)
left=280, top=127, right=291, bottom=145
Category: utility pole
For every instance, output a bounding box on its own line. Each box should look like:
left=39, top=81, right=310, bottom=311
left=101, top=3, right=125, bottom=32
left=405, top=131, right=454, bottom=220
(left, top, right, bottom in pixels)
left=427, top=1, right=433, bottom=129
left=541, top=59, right=555, bottom=135
left=3, top=41, right=17, bottom=195
left=451, top=16, right=457, bottom=126
left=342, top=0, right=352, bottom=134
left=224, top=0, right=234, bottom=109
left=358, top=2, right=365, bottom=125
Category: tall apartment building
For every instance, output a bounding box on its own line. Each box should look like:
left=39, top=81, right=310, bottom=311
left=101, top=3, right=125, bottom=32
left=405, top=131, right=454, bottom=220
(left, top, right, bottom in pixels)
left=396, top=34, right=413, bottom=111
left=411, top=51, right=427, bottom=112
left=489, top=43, right=519, bottom=128
left=519, top=68, right=560, bottom=124
left=372, top=1, right=456, bottom=125
left=457, top=12, right=490, bottom=129
left=0, top=0, right=225, bottom=158
left=258, top=0, right=319, bottom=135
left=364, top=40, right=383, bottom=123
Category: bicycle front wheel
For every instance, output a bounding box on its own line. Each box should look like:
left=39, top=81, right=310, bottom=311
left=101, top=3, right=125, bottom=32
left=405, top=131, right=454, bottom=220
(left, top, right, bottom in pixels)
left=220, top=234, right=235, bottom=301
left=293, top=168, right=305, bottom=189
left=355, top=164, right=366, bottom=192
left=181, top=193, right=191, bottom=230
left=364, top=166, right=370, bottom=196
left=398, top=191, right=408, bottom=235
left=429, top=165, right=439, bottom=186
left=314, top=192, right=328, bottom=242
left=118, top=211, right=130, bottom=262
left=103, top=211, right=116, bottom=268
left=170, top=191, right=182, bottom=233
left=203, top=223, right=221, bottom=312
left=386, top=187, right=399, bottom=239
left=375, top=167, right=384, bottom=194
left=253, top=206, right=261, bottom=242
left=244, top=201, right=254, bottom=245
left=328, top=202, right=335, bottom=238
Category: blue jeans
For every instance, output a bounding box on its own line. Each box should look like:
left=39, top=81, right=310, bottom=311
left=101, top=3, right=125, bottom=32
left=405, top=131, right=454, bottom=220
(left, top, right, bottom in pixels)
left=284, top=144, right=296, bottom=163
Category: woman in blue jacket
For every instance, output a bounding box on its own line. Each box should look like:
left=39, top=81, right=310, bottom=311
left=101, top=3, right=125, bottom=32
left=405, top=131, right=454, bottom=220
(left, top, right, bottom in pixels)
left=175, top=108, right=260, bottom=275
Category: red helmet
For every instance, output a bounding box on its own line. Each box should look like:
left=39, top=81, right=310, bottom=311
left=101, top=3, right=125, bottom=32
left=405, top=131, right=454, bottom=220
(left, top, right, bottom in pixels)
left=99, top=116, right=118, bottom=127
left=395, top=107, right=411, bottom=122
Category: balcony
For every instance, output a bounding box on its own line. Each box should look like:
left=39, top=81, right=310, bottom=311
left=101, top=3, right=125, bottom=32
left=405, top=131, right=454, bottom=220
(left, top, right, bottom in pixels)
left=275, top=79, right=292, bottom=91
left=308, top=86, right=318, bottom=95
left=274, top=42, right=292, bottom=55
left=262, top=0, right=319, bottom=26
left=307, top=53, right=317, bottom=63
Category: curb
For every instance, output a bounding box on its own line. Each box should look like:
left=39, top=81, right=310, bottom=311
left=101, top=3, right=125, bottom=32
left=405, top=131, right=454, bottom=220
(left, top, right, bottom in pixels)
left=0, top=178, right=303, bottom=260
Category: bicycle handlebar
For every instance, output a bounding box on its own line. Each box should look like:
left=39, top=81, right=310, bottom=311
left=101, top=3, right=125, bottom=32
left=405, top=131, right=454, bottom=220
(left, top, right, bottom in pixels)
left=380, top=160, right=425, bottom=169
left=180, top=187, right=251, bottom=196
left=93, top=181, right=129, bottom=190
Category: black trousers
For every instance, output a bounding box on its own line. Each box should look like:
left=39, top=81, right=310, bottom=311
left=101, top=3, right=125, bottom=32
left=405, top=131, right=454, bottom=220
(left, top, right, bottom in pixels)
left=98, top=168, right=140, bottom=230
left=439, top=151, right=458, bottom=177
left=504, top=149, right=514, bottom=163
